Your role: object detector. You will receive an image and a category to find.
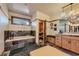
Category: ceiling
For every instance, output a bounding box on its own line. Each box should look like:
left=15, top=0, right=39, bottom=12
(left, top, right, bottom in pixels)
left=7, top=3, right=35, bottom=16
left=27, top=3, right=68, bottom=16
left=7, top=3, right=69, bottom=18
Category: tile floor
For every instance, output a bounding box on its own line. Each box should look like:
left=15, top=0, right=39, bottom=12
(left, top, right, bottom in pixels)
left=9, top=43, right=40, bottom=56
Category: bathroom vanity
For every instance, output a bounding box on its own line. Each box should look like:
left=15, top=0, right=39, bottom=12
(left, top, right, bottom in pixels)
left=55, top=33, right=79, bottom=54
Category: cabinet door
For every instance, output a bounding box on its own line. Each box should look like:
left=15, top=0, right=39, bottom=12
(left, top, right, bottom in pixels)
left=55, top=36, right=62, bottom=47
left=66, top=39, right=71, bottom=50
left=62, top=37, right=67, bottom=49
left=70, top=37, right=79, bottom=54
left=47, top=37, right=51, bottom=42
left=51, top=37, right=55, bottom=44
left=71, top=38, right=77, bottom=53
left=62, top=36, right=71, bottom=50
left=47, top=37, right=55, bottom=44
left=76, top=39, right=79, bottom=54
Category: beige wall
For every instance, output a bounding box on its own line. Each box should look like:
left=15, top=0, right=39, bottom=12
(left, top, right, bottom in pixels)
left=32, top=11, right=59, bottom=45
left=35, top=20, right=39, bottom=45
left=32, top=11, right=51, bottom=45
left=34, top=11, right=60, bottom=35
left=46, top=20, right=59, bottom=35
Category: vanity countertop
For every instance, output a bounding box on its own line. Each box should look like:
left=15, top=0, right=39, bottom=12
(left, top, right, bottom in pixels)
left=5, top=36, right=35, bottom=43
left=62, top=33, right=79, bottom=36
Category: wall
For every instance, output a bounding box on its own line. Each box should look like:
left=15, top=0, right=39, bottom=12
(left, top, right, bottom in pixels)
left=0, top=3, right=8, bottom=55
left=35, top=20, right=39, bottom=45
left=46, top=20, right=59, bottom=35
left=35, top=11, right=59, bottom=35
left=32, top=11, right=52, bottom=33
left=32, top=11, right=51, bottom=45
left=32, top=11, right=60, bottom=45
left=8, top=11, right=32, bottom=31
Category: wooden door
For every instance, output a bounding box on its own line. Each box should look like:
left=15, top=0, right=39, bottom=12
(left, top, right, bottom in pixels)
left=39, top=20, right=44, bottom=32
left=39, top=20, right=46, bottom=46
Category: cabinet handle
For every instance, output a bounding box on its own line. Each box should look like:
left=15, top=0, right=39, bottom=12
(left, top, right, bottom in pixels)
left=68, top=41, right=71, bottom=44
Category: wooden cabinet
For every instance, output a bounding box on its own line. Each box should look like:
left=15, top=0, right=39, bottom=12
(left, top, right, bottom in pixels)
left=62, top=35, right=79, bottom=54
left=55, top=35, right=62, bottom=47
left=71, top=37, right=79, bottom=54
left=47, top=36, right=55, bottom=44
left=71, top=38, right=77, bottom=53
left=51, top=37, right=55, bottom=44
left=62, top=36, right=71, bottom=50
left=62, top=37, right=66, bottom=49
left=39, top=20, right=46, bottom=46
left=76, top=40, right=79, bottom=54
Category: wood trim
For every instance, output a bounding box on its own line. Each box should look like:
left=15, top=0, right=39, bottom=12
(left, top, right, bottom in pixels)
left=33, top=18, right=59, bottom=23
left=11, top=16, right=30, bottom=20
left=11, top=16, right=31, bottom=26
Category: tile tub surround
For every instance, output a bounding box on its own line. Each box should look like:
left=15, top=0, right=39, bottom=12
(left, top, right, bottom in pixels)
left=4, top=30, right=36, bottom=51
left=5, top=36, right=35, bottom=51
left=4, top=30, right=36, bottom=41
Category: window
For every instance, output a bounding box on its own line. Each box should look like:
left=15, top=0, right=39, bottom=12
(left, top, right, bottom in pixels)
left=74, top=26, right=79, bottom=32
left=74, top=26, right=78, bottom=32
left=11, top=16, right=30, bottom=25
left=31, top=20, right=36, bottom=29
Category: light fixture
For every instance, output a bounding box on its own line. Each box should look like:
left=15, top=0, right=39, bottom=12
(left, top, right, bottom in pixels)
left=61, top=8, right=67, bottom=19
left=61, top=3, right=79, bottom=24
left=61, top=3, right=76, bottom=20
left=68, top=3, right=75, bottom=18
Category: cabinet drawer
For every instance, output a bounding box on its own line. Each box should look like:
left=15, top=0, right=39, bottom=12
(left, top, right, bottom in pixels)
left=47, top=37, right=55, bottom=44
left=51, top=38, right=55, bottom=43
left=55, top=36, right=62, bottom=47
